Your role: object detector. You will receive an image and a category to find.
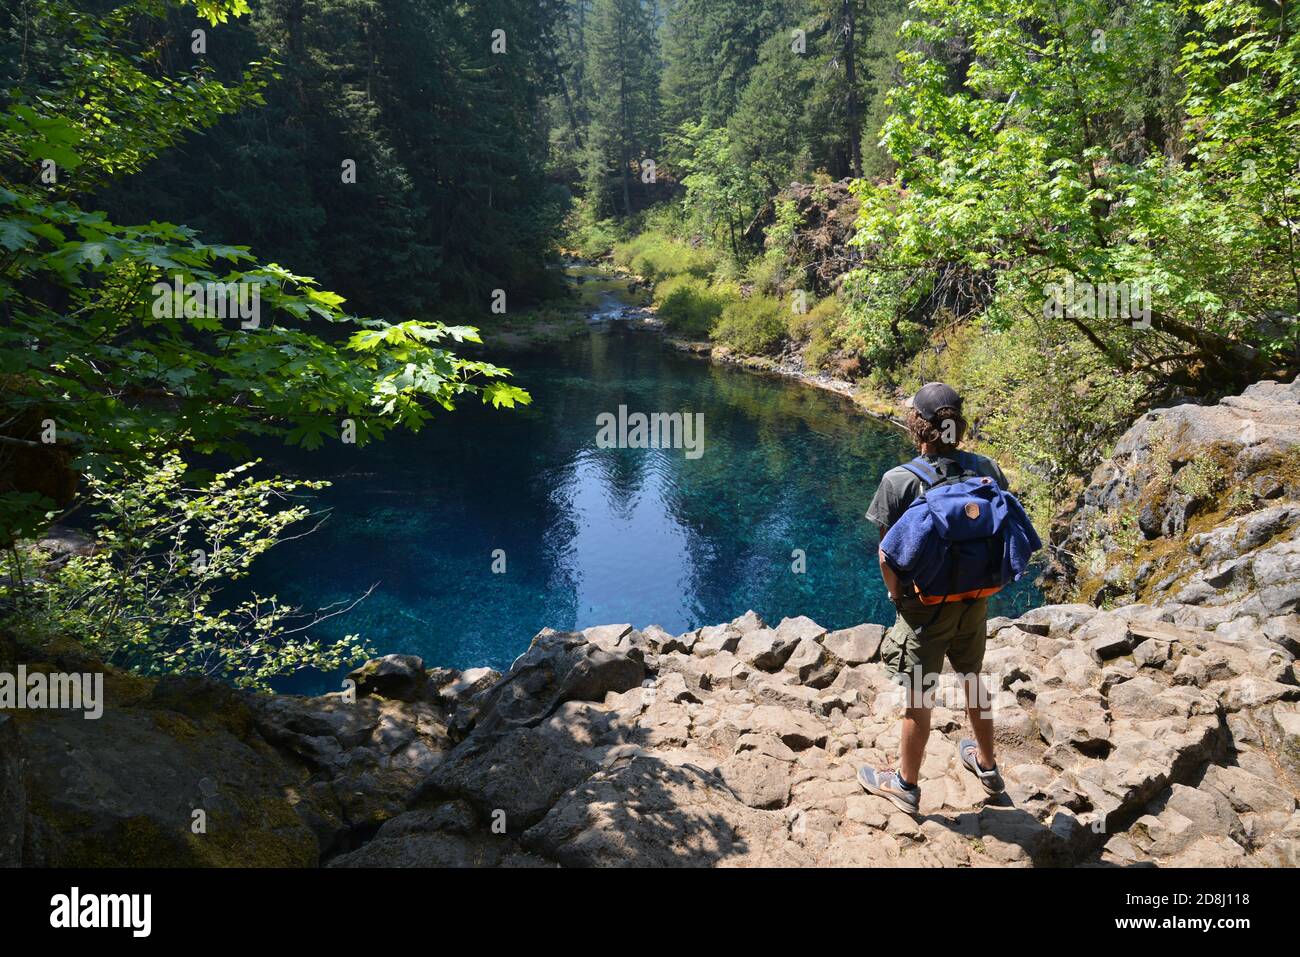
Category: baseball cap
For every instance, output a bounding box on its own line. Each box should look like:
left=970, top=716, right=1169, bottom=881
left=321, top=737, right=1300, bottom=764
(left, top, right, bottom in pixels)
left=910, top=382, right=963, bottom=423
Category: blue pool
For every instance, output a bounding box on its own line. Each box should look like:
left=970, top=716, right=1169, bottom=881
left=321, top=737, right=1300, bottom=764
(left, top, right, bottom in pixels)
left=254, top=312, right=1041, bottom=694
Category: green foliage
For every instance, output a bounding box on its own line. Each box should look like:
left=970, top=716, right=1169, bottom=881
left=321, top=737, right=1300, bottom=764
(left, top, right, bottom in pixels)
left=659, top=0, right=799, bottom=132
left=766, top=200, right=802, bottom=256
left=667, top=120, right=768, bottom=255
left=1174, top=455, right=1228, bottom=501
left=565, top=203, right=629, bottom=259
left=746, top=200, right=803, bottom=297
left=902, top=308, right=1147, bottom=529
left=612, top=229, right=715, bottom=282
left=788, top=295, right=844, bottom=371
left=845, top=0, right=1300, bottom=391
left=713, top=293, right=788, bottom=355
left=662, top=0, right=907, bottom=189
left=838, top=266, right=927, bottom=368
left=1, top=454, right=372, bottom=690
left=0, top=0, right=530, bottom=546
left=725, top=25, right=819, bottom=190
left=653, top=275, right=728, bottom=338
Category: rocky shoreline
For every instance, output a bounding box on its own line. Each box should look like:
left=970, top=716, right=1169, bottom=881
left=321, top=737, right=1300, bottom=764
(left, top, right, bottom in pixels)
left=590, top=256, right=909, bottom=424
left=9, top=594, right=1295, bottom=867
left=661, top=334, right=904, bottom=424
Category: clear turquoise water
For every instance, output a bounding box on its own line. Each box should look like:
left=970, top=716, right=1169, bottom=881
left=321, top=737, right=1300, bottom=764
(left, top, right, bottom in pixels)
left=256, top=314, right=1041, bottom=695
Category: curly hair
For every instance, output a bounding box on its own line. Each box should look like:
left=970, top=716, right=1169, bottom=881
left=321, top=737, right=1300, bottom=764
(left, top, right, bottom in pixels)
left=906, top=407, right=966, bottom=456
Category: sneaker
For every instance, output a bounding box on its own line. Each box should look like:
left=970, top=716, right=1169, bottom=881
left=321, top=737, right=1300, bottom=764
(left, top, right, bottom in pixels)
left=857, top=765, right=921, bottom=816
left=958, top=739, right=1005, bottom=794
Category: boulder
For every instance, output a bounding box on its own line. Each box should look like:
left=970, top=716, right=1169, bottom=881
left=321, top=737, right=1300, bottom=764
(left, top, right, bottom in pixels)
left=451, top=628, right=644, bottom=741
left=347, top=654, right=427, bottom=702
left=21, top=697, right=320, bottom=866
left=1201, top=765, right=1296, bottom=817
left=1276, top=704, right=1300, bottom=768
left=438, top=666, right=500, bottom=705
left=718, top=751, right=792, bottom=809
left=327, top=803, right=550, bottom=867
left=1078, top=614, right=1132, bottom=662
left=1045, top=644, right=1102, bottom=688
left=822, top=624, right=885, bottom=665
left=33, top=524, right=95, bottom=568
left=734, top=732, right=797, bottom=763
left=250, top=692, right=451, bottom=839
left=734, top=628, right=799, bottom=671
left=730, top=610, right=767, bottom=634
left=416, top=727, right=599, bottom=831
left=1133, top=638, right=1172, bottom=668
left=747, top=705, right=827, bottom=751
left=1017, top=604, right=1097, bottom=636
left=1034, top=689, right=1111, bottom=754
left=659, top=630, right=700, bottom=655
left=775, top=615, right=828, bottom=644
left=783, top=637, right=842, bottom=688
left=1129, top=784, right=1247, bottom=860
left=692, top=624, right=742, bottom=657
left=1048, top=377, right=1300, bottom=603
left=654, top=671, right=699, bottom=704
left=582, top=623, right=634, bottom=651
left=522, top=756, right=792, bottom=866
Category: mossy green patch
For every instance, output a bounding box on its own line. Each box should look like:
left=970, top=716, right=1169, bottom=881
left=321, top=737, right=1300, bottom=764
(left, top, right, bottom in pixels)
left=1072, top=439, right=1300, bottom=605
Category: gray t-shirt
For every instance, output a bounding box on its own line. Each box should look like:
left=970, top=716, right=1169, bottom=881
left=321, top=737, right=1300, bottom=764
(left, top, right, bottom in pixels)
left=866, top=452, right=1009, bottom=537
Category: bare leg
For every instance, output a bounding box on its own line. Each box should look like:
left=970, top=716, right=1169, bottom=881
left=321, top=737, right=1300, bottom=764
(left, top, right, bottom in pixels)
left=899, top=706, right=931, bottom=786
left=964, top=674, right=996, bottom=769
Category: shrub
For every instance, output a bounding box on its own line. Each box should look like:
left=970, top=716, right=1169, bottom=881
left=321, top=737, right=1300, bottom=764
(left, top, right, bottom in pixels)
left=563, top=199, right=630, bottom=259
left=0, top=453, right=373, bottom=689
left=804, top=325, right=841, bottom=373
left=1173, top=455, right=1228, bottom=501
left=654, top=275, right=729, bottom=339
left=838, top=266, right=929, bottom=372
left=932, top=310, right=1148, bottom=531
left=713, top=293, right=788, bottom=355
left=746, top=250, right=788, bottom=297
left=613, top=230, right=715, bottom=282
left=787, top=295, right=843, bottom=372
left=570, top=217, right=624, bottom=259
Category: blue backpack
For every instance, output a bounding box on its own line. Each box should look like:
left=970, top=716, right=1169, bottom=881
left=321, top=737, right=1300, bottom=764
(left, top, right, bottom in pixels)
left=880, top=453, right=1042, bottom=605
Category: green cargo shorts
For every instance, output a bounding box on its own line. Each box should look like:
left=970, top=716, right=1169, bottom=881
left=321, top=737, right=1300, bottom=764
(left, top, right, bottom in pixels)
left=881, top=594, right=989, bottom=697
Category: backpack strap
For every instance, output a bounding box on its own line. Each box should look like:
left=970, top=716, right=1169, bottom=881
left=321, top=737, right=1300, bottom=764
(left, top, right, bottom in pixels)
left=900, top=456, right=942, bottom=488
left=902, top=453, right=980, bottom=490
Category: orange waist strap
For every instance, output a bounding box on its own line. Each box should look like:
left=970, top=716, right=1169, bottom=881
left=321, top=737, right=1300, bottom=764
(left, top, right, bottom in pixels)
left=914, top=585, right=1003, bottom=605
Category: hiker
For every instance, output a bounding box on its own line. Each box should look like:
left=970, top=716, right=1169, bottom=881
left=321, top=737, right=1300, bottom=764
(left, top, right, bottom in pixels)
left=857, top=382, right=1041, bottom=815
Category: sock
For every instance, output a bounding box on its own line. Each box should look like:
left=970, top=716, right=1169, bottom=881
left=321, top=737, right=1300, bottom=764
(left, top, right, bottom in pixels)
left=976, top=758, right=996, bottom=773
left=896, top=772, right=917, bottom=791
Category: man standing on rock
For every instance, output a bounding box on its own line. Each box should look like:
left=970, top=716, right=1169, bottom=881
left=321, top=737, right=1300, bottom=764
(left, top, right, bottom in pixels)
left=857, top=382, right=1013, bottom=815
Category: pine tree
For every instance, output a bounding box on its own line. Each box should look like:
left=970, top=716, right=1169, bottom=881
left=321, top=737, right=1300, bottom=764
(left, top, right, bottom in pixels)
left=584, top=0, right=661, bottom=217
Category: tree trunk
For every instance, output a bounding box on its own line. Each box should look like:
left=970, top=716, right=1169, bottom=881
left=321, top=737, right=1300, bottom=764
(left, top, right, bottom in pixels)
left=843, top=0, right=862, bottom=178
